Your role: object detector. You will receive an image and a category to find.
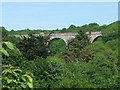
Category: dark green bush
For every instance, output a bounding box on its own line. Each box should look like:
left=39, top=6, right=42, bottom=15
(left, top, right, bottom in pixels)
left=102, top=31, right=119, bottom=42
left=17, top=35, right=48, bottom=60
left=20, top=56, right=66, bottom=88
left=64, top=30, right=93, bottom=62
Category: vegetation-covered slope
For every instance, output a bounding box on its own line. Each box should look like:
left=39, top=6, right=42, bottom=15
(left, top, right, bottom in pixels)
left=1, top=21, right=119, bottom=89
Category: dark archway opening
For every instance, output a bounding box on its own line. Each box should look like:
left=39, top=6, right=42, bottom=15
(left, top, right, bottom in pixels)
left=48, top=38, right=67, bottom=56
left=92, top=36, right=102, bottom=43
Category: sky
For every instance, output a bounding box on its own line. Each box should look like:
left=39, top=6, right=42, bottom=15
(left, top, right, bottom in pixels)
left=1, top=2, right=118, bottom=30
left=1, top=0, right=120, bottom=2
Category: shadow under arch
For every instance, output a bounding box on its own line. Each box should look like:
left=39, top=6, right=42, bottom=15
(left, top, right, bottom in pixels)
left=48, top=37, right=67, bottom=46
left=92, top=36, right=103, bottom=43
left=48, top=38, right=67, bottom=55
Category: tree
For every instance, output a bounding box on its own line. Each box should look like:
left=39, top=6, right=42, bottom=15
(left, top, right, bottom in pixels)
left=17, top=34, right=48, bottom=60
left=64, top=30, right=94, bottom=62
left=68, top=25, right=76, bottom=29
left=88, top=23, right=99, bottom=27
left=68, top=30, right=90, bottom=50
left=102, top=31, right=119, bottom=42
left=0, top=27, right=8, bottom=40
left=62, top=28, right=66, bottom=31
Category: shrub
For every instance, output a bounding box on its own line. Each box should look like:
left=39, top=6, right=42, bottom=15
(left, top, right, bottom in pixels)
left=20, top=56, right=66, bottom=88
left=1, top=41, right=33, bottom=89
left=84, top=53, right=119, bottom=88
left=87, top=41, right=119, bottom=88
left=102, top=31, right=119, bottom=42
left=2, top=65, right=33, bottom=89
left=2, top=42, right=23, bottom=66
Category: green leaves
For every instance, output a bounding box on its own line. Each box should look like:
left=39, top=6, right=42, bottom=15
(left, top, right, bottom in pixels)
left=65, top=30, right=91, bottom=62
left=0, top=42, right=14, bottom=56
left=2, top=65, right=33, bottom=89
left=0, top=48, right=9, bottom=56
left=22, top=74, right=33, bottom=88
left=1, top=41, right=33, bottom=89
left=0, top=41, right=21, bottom=57
left=3, top=42, right=14, bottom=50
left=48, top=38, right=67, bottom=56
left=17, top=35, right=48, bottom=60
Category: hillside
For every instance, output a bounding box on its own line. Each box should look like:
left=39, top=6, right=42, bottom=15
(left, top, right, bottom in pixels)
left=0, top=21, right=119, bottom=36
left=1, top=20, right=120, bottom=88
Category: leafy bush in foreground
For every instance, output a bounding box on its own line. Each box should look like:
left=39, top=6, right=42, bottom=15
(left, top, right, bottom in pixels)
left=20, top=56, right=66, bottom=88
left=1, top=41, right=33, bottom=89
left=2, top=65, right=33, bottom=89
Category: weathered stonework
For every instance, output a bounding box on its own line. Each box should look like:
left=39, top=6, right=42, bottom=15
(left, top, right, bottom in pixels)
left=49, top=32, right=102, bottom=45
left=15, top=31, right=102, bottom=45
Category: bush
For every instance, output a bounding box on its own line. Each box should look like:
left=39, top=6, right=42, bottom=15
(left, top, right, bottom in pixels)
left=2, top=65, right=33, bottom=89
left=5, top=35, right=21, bottom=45
left=60, top=51, right=118, bottom=88
left=84, top=53, right=118, bottom=88
left=105, top=38, right=118, bottom=51
left=102, top=31, right=119, bottom=42
left=2, top=42, right=23, bottom=66
left=20, top=56, right=66, bottom=88
left=1, top=41, right=33, bottom=89
left=87, top=41, right=119, bottom=88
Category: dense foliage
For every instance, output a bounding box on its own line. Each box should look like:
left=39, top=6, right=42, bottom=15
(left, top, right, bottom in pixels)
left=63, top=30, right=93, bottom=62
left=1, top=21, right=119, bottom=89
left=48, top=38, right=67, bottom=56
left=16, top=35, right=48, bottom=60
left=0, top=27, right=8, bottom=40
left=1, top=41, right=33, bottom=89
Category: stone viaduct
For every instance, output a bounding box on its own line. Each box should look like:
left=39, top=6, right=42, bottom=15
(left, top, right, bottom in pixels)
left=15, top=31, right=102, bottom=45
left=49, top=31, right=102, bottom=45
